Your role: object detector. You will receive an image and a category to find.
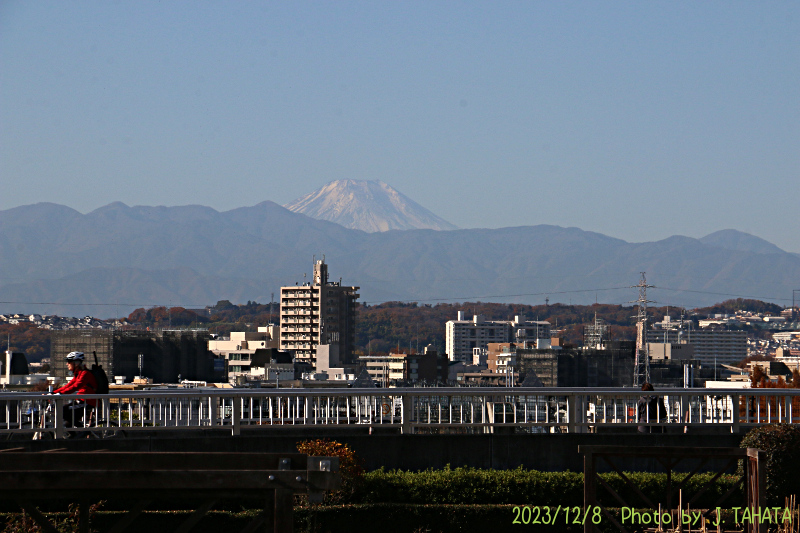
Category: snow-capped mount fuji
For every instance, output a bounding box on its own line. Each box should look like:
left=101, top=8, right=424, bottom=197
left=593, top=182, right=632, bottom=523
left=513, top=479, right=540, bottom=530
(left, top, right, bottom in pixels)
left=284, top=180, right=458, bottom=232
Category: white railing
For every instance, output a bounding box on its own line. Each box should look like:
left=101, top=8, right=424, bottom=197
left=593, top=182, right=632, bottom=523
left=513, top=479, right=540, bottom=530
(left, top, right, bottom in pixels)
left=1, top=387, right=799, bottom=439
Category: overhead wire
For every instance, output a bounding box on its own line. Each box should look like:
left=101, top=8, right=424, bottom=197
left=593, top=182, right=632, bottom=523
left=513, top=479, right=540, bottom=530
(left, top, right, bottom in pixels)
left=0, top=285, right=792, bottom=310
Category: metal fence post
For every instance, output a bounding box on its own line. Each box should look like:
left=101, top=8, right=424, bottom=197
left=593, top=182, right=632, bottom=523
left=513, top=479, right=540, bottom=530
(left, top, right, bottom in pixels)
left=232, top=396, right=240, bottom=436
left=401, top=394, right=414, bottom=434
left=209, top=396, right=217, bottom=427
left=567, top=394, right=577, bottom=433
left=53, top=397, right=64, bottom=439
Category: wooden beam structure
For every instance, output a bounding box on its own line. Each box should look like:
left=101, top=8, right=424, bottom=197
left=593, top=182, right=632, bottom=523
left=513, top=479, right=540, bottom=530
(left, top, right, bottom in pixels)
left=579, top=446, right=766, bottom=533
left=0, top=451, right=341, bottom=533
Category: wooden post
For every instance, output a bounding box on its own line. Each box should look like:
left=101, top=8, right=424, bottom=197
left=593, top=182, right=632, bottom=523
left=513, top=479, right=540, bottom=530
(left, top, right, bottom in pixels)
left=274, top=489, right=293, bottom=533
left=262, top=490, right=275, bottom=533
left=79, top=499, right=90, bottom=533
left=584, top=451, right=595, bottom=533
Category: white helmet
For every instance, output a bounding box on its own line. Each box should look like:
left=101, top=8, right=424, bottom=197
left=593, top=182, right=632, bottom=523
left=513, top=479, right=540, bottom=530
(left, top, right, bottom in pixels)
left=66, top=351, right=85, bottom=362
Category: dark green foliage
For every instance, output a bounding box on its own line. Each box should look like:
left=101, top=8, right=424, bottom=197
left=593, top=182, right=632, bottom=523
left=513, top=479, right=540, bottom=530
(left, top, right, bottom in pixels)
left=740, top=424, right=800, bottom=505
left=343, top=467, right=741, bottom=509
left=351, top=466, right=582, bottom=506
left=296, top=504, right=590, bottom=533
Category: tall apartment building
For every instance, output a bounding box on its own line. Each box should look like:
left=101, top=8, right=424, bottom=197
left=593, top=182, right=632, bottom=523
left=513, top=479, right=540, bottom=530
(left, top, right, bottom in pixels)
left=279, top=259, right=359, bottom=368
left=445, top=312, right=551, bottom=363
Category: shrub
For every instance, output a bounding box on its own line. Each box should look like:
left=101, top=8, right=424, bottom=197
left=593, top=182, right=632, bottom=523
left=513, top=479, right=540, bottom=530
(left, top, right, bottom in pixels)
left=740, top=424, right=800, bottom=505
left=296, top=439, right=365, bottom=504
left=344, top=467, right=740, bottom=509
left=1, top=502, right=104, bottom=533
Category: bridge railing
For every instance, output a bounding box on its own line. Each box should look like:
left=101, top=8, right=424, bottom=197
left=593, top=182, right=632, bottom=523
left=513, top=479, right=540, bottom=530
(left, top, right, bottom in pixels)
left=1, top=387, right=798, bottom=438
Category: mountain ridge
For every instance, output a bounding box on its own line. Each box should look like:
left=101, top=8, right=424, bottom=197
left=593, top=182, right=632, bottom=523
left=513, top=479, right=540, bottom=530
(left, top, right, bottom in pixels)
left=700, top=229, right=787, bottom=255
left=0, top=201, right=797, bottom=316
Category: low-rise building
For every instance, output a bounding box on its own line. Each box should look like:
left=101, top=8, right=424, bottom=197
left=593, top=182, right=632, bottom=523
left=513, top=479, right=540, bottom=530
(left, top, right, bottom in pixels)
left=208, top=327, right=279, bottom=383
left=515, top=341, right=636, bottom=387
left=52, top=329, right=223, bottom=384
left=358, top=346, right=447, bottom=386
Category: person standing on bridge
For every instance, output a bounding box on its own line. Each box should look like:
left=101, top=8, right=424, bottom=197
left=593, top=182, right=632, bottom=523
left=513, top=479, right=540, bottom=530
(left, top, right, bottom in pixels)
left=637, top=382, right=667, bottom=434
left=52, top=352, right=98, bottom=430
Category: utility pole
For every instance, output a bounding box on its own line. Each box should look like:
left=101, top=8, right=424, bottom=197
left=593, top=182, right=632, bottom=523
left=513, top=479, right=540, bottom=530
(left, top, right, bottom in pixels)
left=793, top=290, right=800, bottom=322
left=632, top=272, right=654, bottom=387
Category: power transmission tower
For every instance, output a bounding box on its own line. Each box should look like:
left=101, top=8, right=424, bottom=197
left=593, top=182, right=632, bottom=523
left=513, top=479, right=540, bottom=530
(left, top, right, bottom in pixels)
left=632, top=272, right=655, bottom=387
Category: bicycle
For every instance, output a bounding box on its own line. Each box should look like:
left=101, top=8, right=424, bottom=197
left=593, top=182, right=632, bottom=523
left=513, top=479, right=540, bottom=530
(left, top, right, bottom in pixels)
left=31, top=396, right=119, bottom=440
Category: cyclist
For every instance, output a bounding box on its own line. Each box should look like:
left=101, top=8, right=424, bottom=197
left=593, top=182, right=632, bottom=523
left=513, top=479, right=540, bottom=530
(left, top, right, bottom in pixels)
left=52, top=352, right=98, bottom=429
left=637, top=382, right=667, bottom=434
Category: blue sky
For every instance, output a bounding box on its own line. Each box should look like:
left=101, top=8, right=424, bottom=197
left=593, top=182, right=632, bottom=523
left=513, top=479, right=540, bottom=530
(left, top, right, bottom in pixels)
left=2, top=2, right=798, bottom=251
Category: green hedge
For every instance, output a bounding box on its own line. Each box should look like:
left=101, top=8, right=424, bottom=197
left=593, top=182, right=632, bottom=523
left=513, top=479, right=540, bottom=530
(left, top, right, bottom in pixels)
left=0, top=507, right=609, bottom=533
left=741, top=424, right=800, bottom=506
left=0, top=468, right=746, bottom=532
left=347, top=467, right=742, bottom=510
left=3, top=506, right=747, bottom=533
left=298, top=505, right=753, bottom=533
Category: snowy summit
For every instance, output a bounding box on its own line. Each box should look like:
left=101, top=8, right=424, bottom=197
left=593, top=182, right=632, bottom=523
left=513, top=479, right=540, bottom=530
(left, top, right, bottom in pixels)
left=284, top=180, right=458, bottom=233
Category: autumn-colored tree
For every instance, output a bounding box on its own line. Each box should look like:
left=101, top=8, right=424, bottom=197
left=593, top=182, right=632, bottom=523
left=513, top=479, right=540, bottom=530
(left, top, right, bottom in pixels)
left=296, top=439, right=364, bottom=504
left=751, top=365, right=767, bottom=388
left=126, top=306, right=208, bottom=328
left=0, top=323, right=51, bottom=362
left=744, top=365, right=800, bottom=422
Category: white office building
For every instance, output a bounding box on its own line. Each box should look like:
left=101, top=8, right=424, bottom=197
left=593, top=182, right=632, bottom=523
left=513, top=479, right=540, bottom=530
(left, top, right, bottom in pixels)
left=445, top=312, right=551, bottom=363
left=646, top=326, right=746, bottom=367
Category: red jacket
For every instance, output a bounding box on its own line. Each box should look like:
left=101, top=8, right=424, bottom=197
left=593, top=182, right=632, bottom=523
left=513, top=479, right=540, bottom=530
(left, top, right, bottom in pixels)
left=54, top=369, right=98, bottom=407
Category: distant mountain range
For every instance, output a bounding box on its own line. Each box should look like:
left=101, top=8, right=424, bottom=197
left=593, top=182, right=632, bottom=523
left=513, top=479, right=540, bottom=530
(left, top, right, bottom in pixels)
left=284, top=180, right=458, bottom=232
left=0, top=188, right=798, bottom=316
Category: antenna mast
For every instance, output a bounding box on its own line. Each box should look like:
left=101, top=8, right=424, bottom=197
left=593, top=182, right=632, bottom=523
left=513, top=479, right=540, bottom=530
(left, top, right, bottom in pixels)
left=632, top=272, right=655, bottom=386
left=270, top=292, right=275, bottom=325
